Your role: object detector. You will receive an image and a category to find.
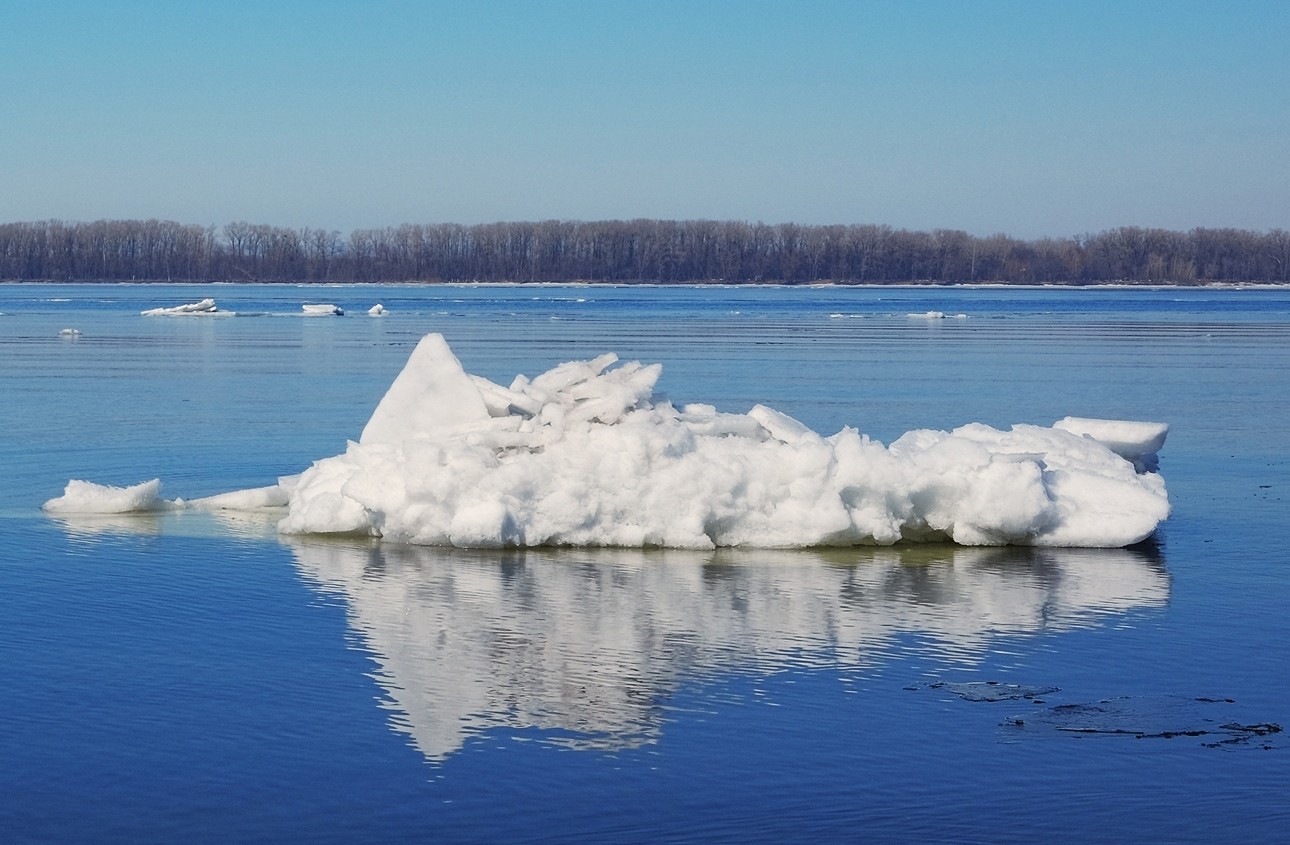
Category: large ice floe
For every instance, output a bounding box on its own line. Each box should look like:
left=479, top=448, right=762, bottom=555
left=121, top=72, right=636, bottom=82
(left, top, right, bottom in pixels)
left=44, top=333, right=1170, bottom=548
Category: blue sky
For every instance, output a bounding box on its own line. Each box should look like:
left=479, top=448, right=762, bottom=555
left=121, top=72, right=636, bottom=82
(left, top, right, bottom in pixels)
left=1, top=0, right=1286, bottom=236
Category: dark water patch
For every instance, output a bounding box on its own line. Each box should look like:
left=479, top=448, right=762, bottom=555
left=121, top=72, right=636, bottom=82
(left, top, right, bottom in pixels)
left=1005, top=695, right=1283, bottom=749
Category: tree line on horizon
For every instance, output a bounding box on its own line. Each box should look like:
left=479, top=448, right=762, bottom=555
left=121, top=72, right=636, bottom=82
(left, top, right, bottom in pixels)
left=1, top=217, right=1287, bottom=285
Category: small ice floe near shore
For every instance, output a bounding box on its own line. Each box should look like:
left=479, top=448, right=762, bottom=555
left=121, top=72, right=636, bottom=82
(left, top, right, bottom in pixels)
left=43, top=478, right=166, bottom=514
left=908, top=310, right=968, bottom=319
left=141, top=297, right=231, bottom=316
left=58, top=327, right=81, bottom=337
left=368, top=303, right=387, bottom=316
left=46, top=333, right=1171, bottom=549
left=302, top=303, right=344, bottom=316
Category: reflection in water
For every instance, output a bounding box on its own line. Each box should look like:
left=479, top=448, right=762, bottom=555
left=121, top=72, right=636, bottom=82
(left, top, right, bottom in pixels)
left=287, top=541, right=1169, bottom=761
left=49, top=511, right=167, bottom=538
left=49, top=509, right=281, bottom=542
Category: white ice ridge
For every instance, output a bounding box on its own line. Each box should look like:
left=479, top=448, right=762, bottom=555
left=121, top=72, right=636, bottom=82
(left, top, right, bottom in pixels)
left=43, top=334, right=1171, bottom=548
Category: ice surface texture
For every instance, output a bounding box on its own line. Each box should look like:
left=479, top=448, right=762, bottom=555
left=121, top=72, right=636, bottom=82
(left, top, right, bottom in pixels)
left=44, top=334, right=1170, bottom=548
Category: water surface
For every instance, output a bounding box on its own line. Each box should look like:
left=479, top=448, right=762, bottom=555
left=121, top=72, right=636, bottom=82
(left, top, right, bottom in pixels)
left=1, top=284, right=1287, bottom=843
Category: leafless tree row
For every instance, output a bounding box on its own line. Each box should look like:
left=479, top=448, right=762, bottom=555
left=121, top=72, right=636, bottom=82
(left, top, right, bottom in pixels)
left=2, top=218, right=1287, bottom=284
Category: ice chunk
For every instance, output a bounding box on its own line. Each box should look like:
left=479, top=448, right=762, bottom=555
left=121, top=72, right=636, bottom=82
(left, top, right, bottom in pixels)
left=368, top=303, right=387, bottom=316
left=141, top=298, right=225, bottom=316
left=302, top=303, right=343, bottom=315
left=469, top=375, right=545, bottom=418
left=43, top=478, right=165, bottom=514
left=359, top=334, right=492, bottom=445
left=907, top=311, right=967, bottom=319
left=748, top=404, right=814, bottom=444
left=1052, top=417, right=1168, bottom=459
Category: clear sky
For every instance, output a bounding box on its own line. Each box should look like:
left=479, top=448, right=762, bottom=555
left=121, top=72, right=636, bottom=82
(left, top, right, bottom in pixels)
left=2, top=0, right=1286, bottom=237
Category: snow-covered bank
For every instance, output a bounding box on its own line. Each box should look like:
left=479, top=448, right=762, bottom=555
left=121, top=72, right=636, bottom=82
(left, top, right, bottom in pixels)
left=45, top=333, right=1170, bottom=548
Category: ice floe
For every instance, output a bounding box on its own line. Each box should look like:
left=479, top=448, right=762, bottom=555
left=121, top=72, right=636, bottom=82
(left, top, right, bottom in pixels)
left=45, top=333, right=1170, bottom=548
left=43, top=478, right=165, bottom=514
left=140, top=297, right=229, bottom=316
left=302, top=303, right=344, bottom=316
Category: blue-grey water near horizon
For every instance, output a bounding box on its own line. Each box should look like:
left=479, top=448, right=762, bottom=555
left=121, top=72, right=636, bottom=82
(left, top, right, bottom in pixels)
left=1, top=283, right=1287, bottom=843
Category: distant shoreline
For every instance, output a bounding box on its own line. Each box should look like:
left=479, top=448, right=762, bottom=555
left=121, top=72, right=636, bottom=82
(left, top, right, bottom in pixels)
left=4, top=279, right=1288, bottom=289
left=4, top=219, right=1287, bottom=286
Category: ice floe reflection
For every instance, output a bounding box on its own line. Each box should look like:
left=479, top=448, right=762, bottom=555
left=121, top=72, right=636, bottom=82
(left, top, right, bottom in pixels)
left=286, top=540, right=1169, bottom=761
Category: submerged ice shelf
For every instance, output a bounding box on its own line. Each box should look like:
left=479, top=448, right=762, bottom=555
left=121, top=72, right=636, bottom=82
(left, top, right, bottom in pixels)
left=44, top=334, right=1170, bottom=548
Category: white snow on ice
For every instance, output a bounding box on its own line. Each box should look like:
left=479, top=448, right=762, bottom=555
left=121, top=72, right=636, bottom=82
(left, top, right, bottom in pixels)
left=43, top=334, right=1171, bottom=548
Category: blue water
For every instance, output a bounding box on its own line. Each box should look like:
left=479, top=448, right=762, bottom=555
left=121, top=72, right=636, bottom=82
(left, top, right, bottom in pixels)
left=1, top=283, right=1288, bottom=843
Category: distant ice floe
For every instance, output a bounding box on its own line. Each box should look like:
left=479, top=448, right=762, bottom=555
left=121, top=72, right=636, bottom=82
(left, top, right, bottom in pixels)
left=302, top=303, right=344, bottom=316
left=908, top=310, right=968, bottom=319
left=141, top=297, right=231, bottom=317
left=44, top=333, right=1171, bottom=548
left=58, top=327, right=81, bottom=337
left=368, top=303, right=387, bottom=316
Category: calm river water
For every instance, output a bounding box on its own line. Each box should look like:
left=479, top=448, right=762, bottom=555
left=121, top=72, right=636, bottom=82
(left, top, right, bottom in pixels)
left=1, top=283, right=1288, bottom=843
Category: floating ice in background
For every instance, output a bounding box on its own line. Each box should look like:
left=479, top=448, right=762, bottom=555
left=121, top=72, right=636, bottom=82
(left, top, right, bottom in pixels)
left=140, top=298, right=228, bottom=316
left=908, top=310, right=968, bottom=319
left=57, top=327, right=81, bottom=337
left=302, top=303, right=344, bottom=316
left=43, top=334, right=1171, bottom=548
left=368, top=303, right=387, bottom=316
